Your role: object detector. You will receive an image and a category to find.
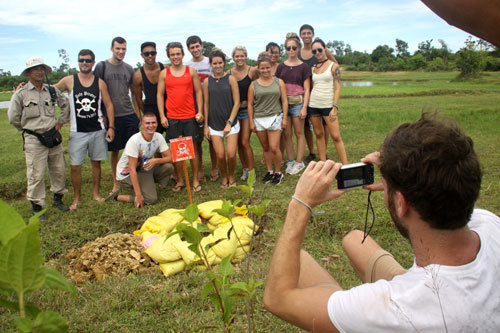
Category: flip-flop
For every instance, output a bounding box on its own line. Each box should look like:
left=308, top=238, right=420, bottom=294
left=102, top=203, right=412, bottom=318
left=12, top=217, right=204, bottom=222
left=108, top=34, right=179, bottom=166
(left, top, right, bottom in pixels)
left=104, top=188, right=120, bottom=201
left=172, top=184, right=186, bottom=193
left=69, top=203, right=79, bottom=211
left=93, top=197, right=105, bottom=202
left=199, top=175, right=207, bottom=183
left=220, top=183, right=229, bottom=189
left=210, top=171, right=219, bottom=182
left=193, top=184, right=202, bottom=193
left=229, top=181, right=237, bottom=187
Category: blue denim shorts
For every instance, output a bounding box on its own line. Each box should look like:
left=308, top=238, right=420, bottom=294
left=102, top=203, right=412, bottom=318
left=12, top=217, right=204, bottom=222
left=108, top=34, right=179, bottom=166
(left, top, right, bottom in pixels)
left=288, top=104, right=303, bottom=117
left=237, top=105, right=249, bottom=120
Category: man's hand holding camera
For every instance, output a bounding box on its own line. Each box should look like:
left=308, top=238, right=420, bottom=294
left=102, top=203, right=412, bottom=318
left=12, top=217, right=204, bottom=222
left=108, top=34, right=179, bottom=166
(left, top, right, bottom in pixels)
left=293, top=160, right=346, bottom=210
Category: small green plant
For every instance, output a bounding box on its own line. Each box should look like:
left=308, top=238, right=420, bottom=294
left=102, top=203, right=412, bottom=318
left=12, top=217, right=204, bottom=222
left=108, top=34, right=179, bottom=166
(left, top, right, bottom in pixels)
left=165, top=170, right=268, bottom=332
left=0, top=200, right=77, bottom=332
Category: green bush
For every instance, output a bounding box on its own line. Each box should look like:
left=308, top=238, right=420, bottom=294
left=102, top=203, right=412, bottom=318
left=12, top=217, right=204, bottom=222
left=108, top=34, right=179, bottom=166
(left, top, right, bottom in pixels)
left=408, top=54, right=427, bottom=70
left=427, top=57, right=446, bottom=71
left=484, top=56, right=500, bottom=71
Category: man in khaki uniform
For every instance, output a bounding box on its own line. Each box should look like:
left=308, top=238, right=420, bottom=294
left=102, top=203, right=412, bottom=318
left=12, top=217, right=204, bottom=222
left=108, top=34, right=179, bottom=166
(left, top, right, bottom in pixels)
left=8, top=57, right=70, bottom=220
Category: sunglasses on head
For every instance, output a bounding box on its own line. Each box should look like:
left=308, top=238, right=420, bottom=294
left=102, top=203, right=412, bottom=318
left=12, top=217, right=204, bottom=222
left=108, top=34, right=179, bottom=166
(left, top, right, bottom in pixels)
left=143, top=51, right=157, bottom=57
left=286, top=46, right=298, bottom=51
left=78, top=59, right=93, bottom=63
left=312, top=48, right=324, bottom=55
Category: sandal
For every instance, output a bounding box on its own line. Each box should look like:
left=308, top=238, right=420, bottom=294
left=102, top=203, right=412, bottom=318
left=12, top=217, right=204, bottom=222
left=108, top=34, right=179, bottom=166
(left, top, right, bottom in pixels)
left=104, top=188, right=120, bottom=201
left=172, top=184, right=186, bottom=193
left=193, top=184, right=202, bottom=193
left=220, top=182, right=229, bottom=189
left=229, top=181, right=237, bottom=187
left=210, top=171, right=220, bottom=182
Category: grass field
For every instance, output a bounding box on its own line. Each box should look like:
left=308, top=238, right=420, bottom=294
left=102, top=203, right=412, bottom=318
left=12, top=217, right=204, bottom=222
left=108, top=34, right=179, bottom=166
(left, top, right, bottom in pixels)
left=0, top=91, right=13, bottom=102
left=1, top=71, right=499, bottom=332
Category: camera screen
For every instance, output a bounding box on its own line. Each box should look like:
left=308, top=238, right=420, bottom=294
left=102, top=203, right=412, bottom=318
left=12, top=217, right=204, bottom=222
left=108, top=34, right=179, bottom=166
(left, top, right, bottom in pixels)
left=342, top=167, right=365, bottom=187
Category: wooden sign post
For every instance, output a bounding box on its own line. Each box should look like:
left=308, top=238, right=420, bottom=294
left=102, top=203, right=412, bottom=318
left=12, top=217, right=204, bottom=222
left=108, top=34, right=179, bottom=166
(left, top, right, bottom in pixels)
left=170, top=136, right=195, bottom=204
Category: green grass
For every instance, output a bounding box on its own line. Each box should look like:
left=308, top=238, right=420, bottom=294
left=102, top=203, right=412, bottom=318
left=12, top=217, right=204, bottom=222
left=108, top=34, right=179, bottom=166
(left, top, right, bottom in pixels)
left=0, top=91, right=13, bottom=101
left=1, top=71, right=500, bottom=331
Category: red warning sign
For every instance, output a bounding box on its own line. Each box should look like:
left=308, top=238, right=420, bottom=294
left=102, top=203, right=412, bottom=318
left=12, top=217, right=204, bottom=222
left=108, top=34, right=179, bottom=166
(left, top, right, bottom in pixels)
left=170, top=136, right=195, bottom=162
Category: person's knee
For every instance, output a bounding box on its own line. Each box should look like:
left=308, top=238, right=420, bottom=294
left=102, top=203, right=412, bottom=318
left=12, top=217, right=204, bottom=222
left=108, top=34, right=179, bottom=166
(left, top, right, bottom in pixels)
left=342, top=229, right=364, bottom=250
left=331, top=133, right=342, bottom=143
left=314, top=128, right=324, bottom=138
left=144, top=192, right=158, bottom=205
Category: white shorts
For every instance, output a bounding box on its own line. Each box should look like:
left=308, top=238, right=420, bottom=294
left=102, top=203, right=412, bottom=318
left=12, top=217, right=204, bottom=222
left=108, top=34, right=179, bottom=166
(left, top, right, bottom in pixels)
left=254, top=113, right=283, bottom=132
left=209, top=121, right=240, bottom=138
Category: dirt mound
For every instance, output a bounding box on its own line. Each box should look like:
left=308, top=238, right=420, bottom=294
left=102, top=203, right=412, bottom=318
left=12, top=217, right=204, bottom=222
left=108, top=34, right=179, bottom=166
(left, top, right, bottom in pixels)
left=66, top=233, right=156, bottom=285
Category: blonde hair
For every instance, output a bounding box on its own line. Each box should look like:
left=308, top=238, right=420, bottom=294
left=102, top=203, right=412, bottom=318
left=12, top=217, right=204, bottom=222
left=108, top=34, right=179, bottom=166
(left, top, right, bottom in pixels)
left=232, top=45, right=248, bottom=58
left=257, top=51, right=272, bottom=66
left=285, top=32, right=302, bottom=48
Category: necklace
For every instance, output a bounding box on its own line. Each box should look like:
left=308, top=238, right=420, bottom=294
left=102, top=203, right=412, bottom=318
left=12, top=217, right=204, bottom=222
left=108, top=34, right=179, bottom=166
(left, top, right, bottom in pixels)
left=315, top=59, right=328, bottom=69
left=213, top=74, right=224, bottom=83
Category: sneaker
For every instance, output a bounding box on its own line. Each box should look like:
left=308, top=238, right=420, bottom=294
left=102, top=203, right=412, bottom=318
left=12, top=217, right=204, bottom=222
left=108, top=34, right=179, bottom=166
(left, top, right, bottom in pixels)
left=285, top=160, right=296, bottom=174
left=304, top=153, right=316, bottom=164
left=262, top=171, right=274, bottom=184
left=271, top=172, right=283, bottom=185
left=289, top=161, right=305, bottom=175
left=240, top=168, right=250, bottom=181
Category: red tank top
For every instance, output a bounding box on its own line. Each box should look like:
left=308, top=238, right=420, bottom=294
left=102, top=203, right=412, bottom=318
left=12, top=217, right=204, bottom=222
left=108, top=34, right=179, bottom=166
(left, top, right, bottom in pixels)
left=165, top=66, right=196, bottom=119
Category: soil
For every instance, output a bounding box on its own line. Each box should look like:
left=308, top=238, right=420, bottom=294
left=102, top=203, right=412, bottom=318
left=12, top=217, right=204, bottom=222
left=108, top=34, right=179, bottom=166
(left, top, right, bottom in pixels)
left=66, top=233, right=156, bottom=285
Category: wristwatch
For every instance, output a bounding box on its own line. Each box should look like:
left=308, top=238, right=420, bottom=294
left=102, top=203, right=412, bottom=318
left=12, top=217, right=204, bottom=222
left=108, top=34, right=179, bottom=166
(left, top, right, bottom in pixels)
left=227, top=119, right=233, bottom=125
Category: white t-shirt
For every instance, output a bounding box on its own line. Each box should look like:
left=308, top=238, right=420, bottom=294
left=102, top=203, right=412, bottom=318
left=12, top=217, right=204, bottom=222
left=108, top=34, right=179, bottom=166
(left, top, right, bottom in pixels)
left=185, top=57, right=212, bottom=83
left=116, top=132, right=169, bottom=181
left=328, top=209, right=500, bottom=332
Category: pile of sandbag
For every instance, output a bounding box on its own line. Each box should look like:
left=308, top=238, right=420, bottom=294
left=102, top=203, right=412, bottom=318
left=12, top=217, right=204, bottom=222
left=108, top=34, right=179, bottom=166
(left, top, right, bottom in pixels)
left=133, top=200, right=258, bottom=277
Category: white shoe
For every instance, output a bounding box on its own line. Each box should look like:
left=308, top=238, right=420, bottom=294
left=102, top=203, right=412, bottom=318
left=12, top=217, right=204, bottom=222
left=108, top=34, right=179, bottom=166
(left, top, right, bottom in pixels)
left=240, top=168, right=250, bottom=181
left=285, top=160, right=296, bottom=174
left=289, top=161, right=305, bottom=175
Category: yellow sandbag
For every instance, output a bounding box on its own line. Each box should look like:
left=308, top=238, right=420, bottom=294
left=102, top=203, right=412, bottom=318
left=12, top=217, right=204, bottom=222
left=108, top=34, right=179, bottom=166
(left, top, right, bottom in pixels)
left=158, top=209, right=185, bottom=230
left=138, top=231, right=160, bottom=243
left=210, top=226, right=238, bottom=259
left=159, top=260, right=185, bottom=277
left=145, top=233, right=182, bottom=263
left=232, top=245, right=250, bottom=263
left=158, top=208, right=184, bottom=217
left=209, top=214, right=230, bottom=226
left=234, top=204, right=248, bottom=216
left=232, top=216, right=257, bottom=231
left=198, top=200, right=223, bottom=219
left=173, top=240, right=200, bottom=265
left=231, top=224, right=253, bottom=246
left=134, top=215, right=178, bottom=236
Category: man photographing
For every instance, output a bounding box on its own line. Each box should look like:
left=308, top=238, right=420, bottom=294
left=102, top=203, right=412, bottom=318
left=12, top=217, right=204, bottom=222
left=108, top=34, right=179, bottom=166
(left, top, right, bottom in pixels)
left=264, top=114, right=500, bottom=331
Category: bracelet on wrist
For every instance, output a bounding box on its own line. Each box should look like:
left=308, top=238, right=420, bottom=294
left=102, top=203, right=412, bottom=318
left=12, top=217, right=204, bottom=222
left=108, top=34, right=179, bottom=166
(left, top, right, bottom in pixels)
left=108, top=126, right=116, bottom=130
left=291, top=196, right=324, bottom=215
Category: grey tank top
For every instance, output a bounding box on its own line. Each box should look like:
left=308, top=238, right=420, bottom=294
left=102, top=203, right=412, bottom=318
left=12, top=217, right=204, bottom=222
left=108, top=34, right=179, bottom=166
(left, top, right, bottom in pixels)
left=252, top=78, right=282, bottom=118
left=208, top=75, right=236, bottom=131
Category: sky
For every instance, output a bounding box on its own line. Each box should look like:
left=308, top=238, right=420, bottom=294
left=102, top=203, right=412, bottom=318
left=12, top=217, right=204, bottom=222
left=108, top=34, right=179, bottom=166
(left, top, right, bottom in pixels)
left=0, top=0, right=474, bottom=75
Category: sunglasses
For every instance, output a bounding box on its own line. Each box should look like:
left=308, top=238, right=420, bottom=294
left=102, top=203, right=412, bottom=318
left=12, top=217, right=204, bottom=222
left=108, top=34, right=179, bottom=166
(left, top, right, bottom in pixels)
left=78, top=59, right=93, bottom=63
left=143, top=51, right=157, bottom=57
left=286, top=46, right=298, bottom=51
left=312, top=48, right=324, bottom=55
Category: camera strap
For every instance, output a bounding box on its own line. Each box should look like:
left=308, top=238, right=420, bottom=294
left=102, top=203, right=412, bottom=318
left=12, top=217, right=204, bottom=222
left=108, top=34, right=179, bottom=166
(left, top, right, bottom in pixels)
left=362, top=191, right=375, bottom=244
left=44, top=75, right=57, bottom=104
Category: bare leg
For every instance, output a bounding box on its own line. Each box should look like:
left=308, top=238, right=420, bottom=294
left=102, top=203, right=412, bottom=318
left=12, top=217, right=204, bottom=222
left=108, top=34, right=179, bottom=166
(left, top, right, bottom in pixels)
left=323, top=121, right=329, bottom=157
left=226, top=133, right=238, bottom=184
left=324, top=116, right=348, bottom=164
left=70, top=165, right=82, bottom=208
left=173, top=162, right=184, bottom=187
left=238, top=118, right=254, bottom=170
left=298, top=250, right=342, bottom=289
left=310, top=116, right=327, bottom=161
left=293, top=117, right=306, bottom=163
left=304, top=119, right=316, bottom=156
left=256, top=131, right=273, bottom=171
left=91, top=160, right=104, bottom=200
left=195, top=141, right=204, bottom=181
left=209, top=140, right=217, bottom=178
left=211, top=136, right=228, bottom=187
left=284, top=118, right=295, bottom=161
left=268, top=130, right=283, bottom=173
left=110, top=150, right=120, bottom=191
left=190, top=150, right=200, bottom=189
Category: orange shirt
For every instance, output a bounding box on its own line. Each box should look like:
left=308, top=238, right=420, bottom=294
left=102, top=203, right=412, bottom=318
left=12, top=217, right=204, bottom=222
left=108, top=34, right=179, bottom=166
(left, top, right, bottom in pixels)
left=165, top=66, right=196, bottom=119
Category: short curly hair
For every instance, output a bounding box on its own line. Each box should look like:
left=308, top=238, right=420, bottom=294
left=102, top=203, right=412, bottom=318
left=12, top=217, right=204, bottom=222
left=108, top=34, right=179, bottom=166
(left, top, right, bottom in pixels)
left=380, top=113, right=482, bottom=230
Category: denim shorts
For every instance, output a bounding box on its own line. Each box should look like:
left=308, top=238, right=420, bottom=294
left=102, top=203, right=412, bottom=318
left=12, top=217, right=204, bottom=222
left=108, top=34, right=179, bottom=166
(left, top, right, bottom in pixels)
left=288, top=104, right=303, bottom=117
left=68, top=129, right=108, bottom=165
left=237, top=105, right=249, bottom=120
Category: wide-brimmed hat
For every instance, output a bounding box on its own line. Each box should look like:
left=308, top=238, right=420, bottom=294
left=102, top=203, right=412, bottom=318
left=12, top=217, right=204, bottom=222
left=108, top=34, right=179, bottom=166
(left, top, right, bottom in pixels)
left=21, top=57, right=52, bottom=77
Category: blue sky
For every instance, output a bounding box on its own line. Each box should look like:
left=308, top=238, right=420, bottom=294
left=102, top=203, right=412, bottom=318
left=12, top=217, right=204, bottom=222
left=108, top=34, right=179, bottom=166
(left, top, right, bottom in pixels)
left=0, top=0, right=473, bottom=75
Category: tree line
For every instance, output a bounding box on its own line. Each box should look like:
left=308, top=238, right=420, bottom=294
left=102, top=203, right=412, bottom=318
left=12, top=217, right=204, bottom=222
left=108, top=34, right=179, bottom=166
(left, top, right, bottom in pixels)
left=1, top=36, right=499, bottom=91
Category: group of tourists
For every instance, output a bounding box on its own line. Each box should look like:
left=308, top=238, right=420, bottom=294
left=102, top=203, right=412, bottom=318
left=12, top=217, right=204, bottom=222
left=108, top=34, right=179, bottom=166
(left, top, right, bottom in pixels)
left=9, top=24, right=349, bottom=216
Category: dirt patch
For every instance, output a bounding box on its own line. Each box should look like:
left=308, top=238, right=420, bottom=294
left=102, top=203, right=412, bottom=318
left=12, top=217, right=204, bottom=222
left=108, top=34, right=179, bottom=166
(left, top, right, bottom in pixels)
left=66, top=233, right=156, bottom=285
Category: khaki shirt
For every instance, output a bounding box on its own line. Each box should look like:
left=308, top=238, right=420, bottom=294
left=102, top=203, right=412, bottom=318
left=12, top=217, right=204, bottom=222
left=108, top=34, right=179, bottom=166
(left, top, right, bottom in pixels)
left=8, top=81, right=70, bottom=133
